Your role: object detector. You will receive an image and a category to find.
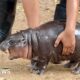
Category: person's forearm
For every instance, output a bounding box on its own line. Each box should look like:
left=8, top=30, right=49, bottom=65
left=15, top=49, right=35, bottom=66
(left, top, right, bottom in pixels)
left=65, top=0, right=79, bottom=33
left=22, top=0, right=40, bottom=28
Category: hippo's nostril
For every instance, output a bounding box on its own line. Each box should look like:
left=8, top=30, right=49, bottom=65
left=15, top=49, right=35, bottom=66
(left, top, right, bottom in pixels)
left=0, top=47, right=6, bottom=52
left=0, top=43, right=8, bottom=52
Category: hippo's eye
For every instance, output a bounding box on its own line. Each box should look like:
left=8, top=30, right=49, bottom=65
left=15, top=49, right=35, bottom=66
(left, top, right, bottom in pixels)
left=9, top=40, right=15, bottom=45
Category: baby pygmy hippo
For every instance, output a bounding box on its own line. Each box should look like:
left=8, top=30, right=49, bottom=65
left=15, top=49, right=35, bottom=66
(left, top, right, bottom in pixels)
left=0, top=21, right=80, bottom=74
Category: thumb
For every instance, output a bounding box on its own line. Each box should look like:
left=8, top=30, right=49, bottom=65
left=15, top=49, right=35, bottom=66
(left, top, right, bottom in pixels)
left=54, top=36, right=61, bottom=47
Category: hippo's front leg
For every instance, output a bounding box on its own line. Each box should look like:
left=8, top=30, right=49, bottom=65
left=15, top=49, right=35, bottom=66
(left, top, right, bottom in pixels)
left=31, top=33, right=53, bottom=74
left=31, top=57, right=39, bottom=71
left=31, top=54, right=51, bottom=75
left=31, top=57, right=48, bottom=74
left=34, top=58, right=50, bottom=75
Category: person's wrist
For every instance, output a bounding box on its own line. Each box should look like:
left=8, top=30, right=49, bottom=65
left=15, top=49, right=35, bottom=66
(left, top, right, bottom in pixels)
left=65, top=23, right=76, bottom=34
left=65, top=25, right=75, bottom=33
left=64, top=29, right=75, bottom=36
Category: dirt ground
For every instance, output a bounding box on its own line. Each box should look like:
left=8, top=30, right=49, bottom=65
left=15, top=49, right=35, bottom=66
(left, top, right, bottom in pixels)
left=0, top=1, right=80, bottom=80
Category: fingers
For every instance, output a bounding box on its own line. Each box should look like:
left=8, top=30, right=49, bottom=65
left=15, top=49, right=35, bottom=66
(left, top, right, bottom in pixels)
left=62, top=47, right=69, bottom=55
left=70, top=45, right=75, bottom=53
left=62, top=46, right=75, bottom=55
left=54, top=36, right=61, bottom=47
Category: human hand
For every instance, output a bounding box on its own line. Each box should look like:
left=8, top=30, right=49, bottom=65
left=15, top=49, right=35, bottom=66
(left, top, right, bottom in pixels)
left=54, top=30, right=75, bottom=55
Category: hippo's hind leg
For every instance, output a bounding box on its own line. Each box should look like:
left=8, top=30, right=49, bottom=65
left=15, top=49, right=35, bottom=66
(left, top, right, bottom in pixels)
left=64, top=60, right=77, bottom=68
left=71, top=61, right=80, bottom=74
left=64, top=58, right=80, bottom=74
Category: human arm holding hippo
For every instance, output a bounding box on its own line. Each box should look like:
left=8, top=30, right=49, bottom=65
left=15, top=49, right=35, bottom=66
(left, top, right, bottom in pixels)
left=22, top=0, right=40, bottom=28
left=54, top=0, right=79, bottom=55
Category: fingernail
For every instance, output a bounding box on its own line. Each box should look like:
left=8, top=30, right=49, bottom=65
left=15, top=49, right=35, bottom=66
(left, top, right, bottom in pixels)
left=54, top=43, right=57, bottom=47
left=54, top=45, right=56, bottom=47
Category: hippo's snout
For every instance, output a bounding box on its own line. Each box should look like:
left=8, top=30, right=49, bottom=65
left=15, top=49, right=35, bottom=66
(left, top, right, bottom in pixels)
left=0, top=44, right=7, bottom=52
left=0, top=40, right=10, bottom=52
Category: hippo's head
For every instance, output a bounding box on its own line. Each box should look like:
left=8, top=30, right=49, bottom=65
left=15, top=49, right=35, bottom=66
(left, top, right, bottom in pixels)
left=0, top=29, right=31, bottom=50
left=0, top=29, right=32, bottom=60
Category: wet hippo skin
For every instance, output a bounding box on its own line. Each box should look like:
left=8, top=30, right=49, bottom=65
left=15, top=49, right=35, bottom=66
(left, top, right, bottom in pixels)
left=0, top=21, right=80, bottom=74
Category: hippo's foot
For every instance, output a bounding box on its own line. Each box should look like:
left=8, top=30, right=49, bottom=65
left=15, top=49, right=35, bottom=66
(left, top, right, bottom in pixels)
left=31, top=59, right=48, bottom=75
left=36, top=60, right=49, bottom=75
left=35, top=68, right=45, bottom=75
left=64, top=61, right=77, bottom=68
left=31, top=65, right=46, bottom=75
left=33, top=64, right=47, bottom=75
left=31, top=63, right=47, bottom=75
left=71, top=62, right=80, bottom=74
left=31, top=59, right=38, bottom=71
